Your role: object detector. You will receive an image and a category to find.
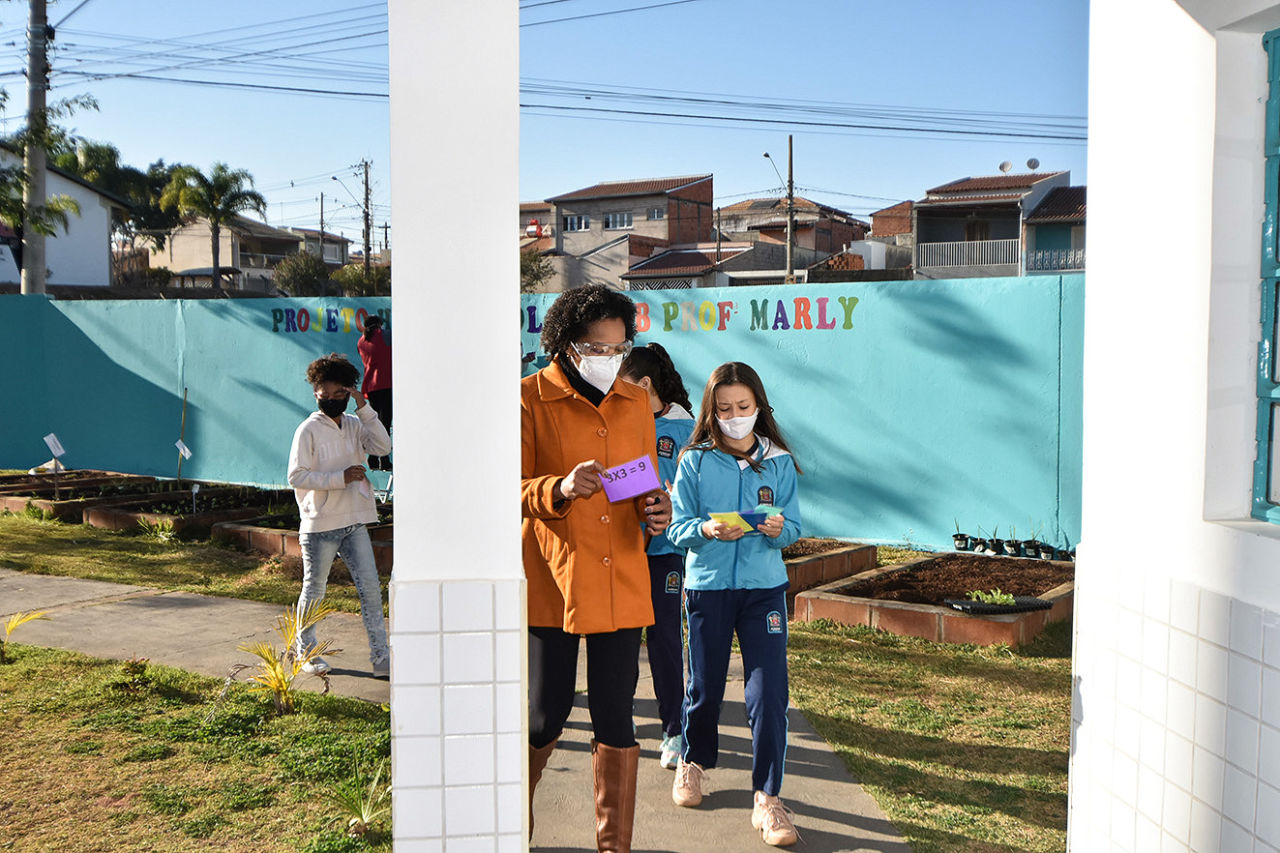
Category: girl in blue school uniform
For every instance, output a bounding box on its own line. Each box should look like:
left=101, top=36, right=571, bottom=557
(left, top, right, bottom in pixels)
left=619, top=342, right=696, bottom=771
left=665, top=361, right=802, bottom=848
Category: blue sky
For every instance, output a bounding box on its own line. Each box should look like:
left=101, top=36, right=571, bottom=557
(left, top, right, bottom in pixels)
left=0, top=1, right=1086, bottom=238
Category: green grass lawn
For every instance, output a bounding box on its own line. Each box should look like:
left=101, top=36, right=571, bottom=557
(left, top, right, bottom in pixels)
left=0, top=645, right=390, bottom=853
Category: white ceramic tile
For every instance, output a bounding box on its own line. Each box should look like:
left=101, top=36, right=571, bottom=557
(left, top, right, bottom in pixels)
left=1221, top=818, right=1252, bottom=853
left=444, top=734, right=496, bottom=786
left=496, top=782, right=522, bottom=835
left=1264, top=612, right=1280, bottom=669
left=495, top=631, right=522, bottom=683
left=443, top=632, right=495, bottom=684
left=1118, top=656, right=1143, bottom=710
left=1170, top=629, right=1200, bottom=688
left=1201, top=590, right=1233, bottom=648
left=1263, top=668, right=1280, bottom=724
left=1118, top=606, right=1145, bottom=664
left=1257, top=782, right=1280, bottom=848
left=1166, top=732, right=1195, bottom=791
left=443, top=581, right=494, bottom=632
left=1199, top=695, right=1230, bottom=757
left=1164, top=779, right=1193, bottom=841
left=393, top=840, right=444, bottom=853
left=1226, top=707, right=1261, bottom=773
left=494, top=580, right=524, bottom=632
left=1113, top=750, right=1140, bottom=809
left=1160, top=831, right=1190, bottom=853
left=394, top=787, right=443, bottom=839
left=444, top=784, right=497, bottom=836
left=1231, top=600, right=1265, bottom=661
left=395, top=685, right=443, bottom=736
left=394, top=735, right=442, bottom=788
left=1189, top=798, right=1222, bottom=853
left=1115, top=706, right=1141, bottom=760
left=495, top=681, right=522, bottom=734
left=1199, top=641, right=1231, bottom=704
left=393, top=633, right=442, bottom=685
left=1110, top=796, right=1136, bottom=851
left=1258, top=841, right=1280, bottom=853
left=1143, top=669, right=1169, bottom=725
left=444, top=684, right=494, bottom=736
left=1136, top=814, right=1162, bottom=852
left=1145, top=621, right=1171, bottom=675
left=1193, top=746, right=1226, bottom=804
left=1223, top=762, right=1258, bottom=831
left=442, top=836, right=496, bottom=853
left=1168, top=680, right=1198, bottom=740
left=1138, top=765, right=1164, bottom=822
left=1140, top=718, right=1166, bottom=772
left=1229, top=653, right=1263, bottom=719
left=392, top=581, right=441, bottom=633
left=1146, top=576, right=1172, bottom=624
left=496, top=833, right=525, bottom=853
left=496, top=732, right=524, bottom=785
left=1171, top=581, right=1200, bottom=634
left=1261, top=725, right=1280, bottom=790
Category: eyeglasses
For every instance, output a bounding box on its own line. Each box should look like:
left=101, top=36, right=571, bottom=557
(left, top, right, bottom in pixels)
left=572, top=340, right=633, bottom=357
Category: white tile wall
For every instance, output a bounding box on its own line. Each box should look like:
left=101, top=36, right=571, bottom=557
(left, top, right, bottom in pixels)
left=1071, top=578, right=1280, bottom=850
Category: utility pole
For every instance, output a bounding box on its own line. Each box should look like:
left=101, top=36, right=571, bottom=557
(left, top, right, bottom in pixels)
left=21, top=0, right=49, bottom=295
left=785, top=134, right=795, bottom=284
left=361, top=160, right=372, bottom=280
left=381, top=221, right=390, bottom=253
left=318, top=192, right=325, bottom=264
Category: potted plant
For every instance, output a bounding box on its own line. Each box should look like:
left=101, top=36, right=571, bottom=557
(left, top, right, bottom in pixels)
left=986, top=525, right=1004, bottom=556
left=1002, top=525, right=1022, bottom=557
left=952, top=519, right=970, bottom=552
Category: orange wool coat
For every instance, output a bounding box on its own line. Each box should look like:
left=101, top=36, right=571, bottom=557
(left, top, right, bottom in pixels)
left=521, top=361, right=658, bottom=634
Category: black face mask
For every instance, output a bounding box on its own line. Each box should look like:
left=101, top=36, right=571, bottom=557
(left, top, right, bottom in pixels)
left=318, top=397, right=349, bottom=417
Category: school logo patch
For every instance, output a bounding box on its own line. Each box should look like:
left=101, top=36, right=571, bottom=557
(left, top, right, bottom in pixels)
left=757, top=486, right=774, bottom=507
left=665, top=571, right=681, bottom=594
left=657, top=436, right=676, bottom=459
left=766, top=611, right=783, bottom=634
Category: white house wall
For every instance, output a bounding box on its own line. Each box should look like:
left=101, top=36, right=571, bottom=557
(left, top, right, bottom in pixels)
left=1076, top=1, right=1280, bottom=850
left=0, top=157, right=113, bottom=287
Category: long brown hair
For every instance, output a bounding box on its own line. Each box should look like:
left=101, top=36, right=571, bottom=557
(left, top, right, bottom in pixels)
left=684, top=362, right=801, bottom=473
left=618, top=342, right=692, bottom=413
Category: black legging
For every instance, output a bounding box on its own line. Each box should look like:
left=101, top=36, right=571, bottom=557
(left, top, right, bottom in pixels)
left=528, top=625, right=641, bottom=749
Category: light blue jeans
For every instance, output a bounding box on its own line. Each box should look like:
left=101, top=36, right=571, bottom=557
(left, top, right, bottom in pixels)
left=296, top=523, right=389, bottom=665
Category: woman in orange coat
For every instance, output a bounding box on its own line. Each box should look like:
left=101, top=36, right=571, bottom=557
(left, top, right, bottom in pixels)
left=522, top=285, right=671, bottom=853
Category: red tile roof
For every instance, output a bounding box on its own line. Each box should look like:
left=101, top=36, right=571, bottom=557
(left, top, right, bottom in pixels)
left=1025, top=186, right=1086, bottom=223
left=872, top=200, right=912, bottom=216
left=548, top=174, right=711, bottom=203
left=622, top=246, right=747, bottom=278
left=916, top=193, right=1026, bottom=207
left=719, top=195, right=865, bottom=225
left=926, top=171, right=1067, bottom=194
left=520, top=201, right=552, bottom=214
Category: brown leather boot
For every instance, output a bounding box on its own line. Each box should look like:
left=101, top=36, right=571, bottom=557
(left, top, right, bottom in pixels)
left=592, top=739, right=640, bottom=853
left=529, top=739, right=558, bottom=841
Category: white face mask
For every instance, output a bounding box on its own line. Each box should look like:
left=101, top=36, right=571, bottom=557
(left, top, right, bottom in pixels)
left=716, top=409, right=758, bottom=440
left=576, top=354, right=624, bottom=394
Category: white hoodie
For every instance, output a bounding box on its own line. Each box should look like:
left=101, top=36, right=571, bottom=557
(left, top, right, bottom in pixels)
left=287, top=404, right=392, bottom=533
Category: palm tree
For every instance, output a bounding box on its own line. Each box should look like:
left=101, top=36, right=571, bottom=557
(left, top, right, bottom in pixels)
left=159, top=163, right=266, bottom=291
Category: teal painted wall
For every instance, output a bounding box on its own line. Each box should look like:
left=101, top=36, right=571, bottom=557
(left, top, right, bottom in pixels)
left=0, top=296, right=390, bottom=487
left=523, top=275, right=1084, bottom=550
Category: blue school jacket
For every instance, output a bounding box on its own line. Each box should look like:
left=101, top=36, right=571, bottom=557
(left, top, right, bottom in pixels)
left=667, top=436, right=802, bottom=590
left=648, top=403, right=695, bottom=557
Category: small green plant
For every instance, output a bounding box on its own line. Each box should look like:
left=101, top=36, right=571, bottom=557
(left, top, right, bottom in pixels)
left=967, top=588, right=1017, bottom=606
left=110, top=656, right=152, bottom=693
left=23, top=502, right=53, bottom=522
left=230, top=600, right=338, bottom=715
left=954, top=518, right=961, bottom=534
left=2, top=610, right=50, bottom=662
left=137, top=517, right=179, bottom=542
left=324, top=757, right=391, bottom=838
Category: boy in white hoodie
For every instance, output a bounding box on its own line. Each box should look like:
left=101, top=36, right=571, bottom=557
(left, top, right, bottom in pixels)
left=288, top=353, right=393, bottom=678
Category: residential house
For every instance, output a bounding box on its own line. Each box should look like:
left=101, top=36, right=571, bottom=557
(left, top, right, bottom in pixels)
left=544, top=174, right=713, bottom=290
left=519, top=201, right=553, bottom=240
left=870, top=200, right=912, bottom=241
left=0, top=156, right=129, bottom=291
left=286, top=227, right=352, bottom=269
left=151, top=215, right=301, bottom=292
left=622, top=240, right=824, bottom=289
left=911, top=170, right=1070, bottom=279
left=1024, top=186, right=1086, bottom=273
left=716, top=196, right=869, bottom=255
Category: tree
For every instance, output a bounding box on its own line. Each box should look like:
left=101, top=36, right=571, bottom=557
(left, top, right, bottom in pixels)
left=330, top=262, right=391, bottom=296
left=521, top=247, right=554, bottom=293
left=273, top=251, right=331, bottom=296
left=159, top=163, right=266, bottom=291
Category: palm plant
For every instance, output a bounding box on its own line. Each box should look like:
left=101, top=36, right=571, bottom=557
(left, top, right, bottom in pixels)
left=158, top=162, right=266, bottom=291
left=2, top=610, right=50, bottom=663
left=325, top=757, right=392, bottom=838
left=235, top=600, right=338, bottom=715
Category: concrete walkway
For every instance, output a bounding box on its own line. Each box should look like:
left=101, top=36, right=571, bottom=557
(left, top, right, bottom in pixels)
left=1, top=567, right=912, bottom=852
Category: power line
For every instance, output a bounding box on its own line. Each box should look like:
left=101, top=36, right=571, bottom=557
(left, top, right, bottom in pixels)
left=52, top=0, right=97, bottom=28
left=55, top=69, right=386, bottom=99
left=521, top=0, right=711, bottom=28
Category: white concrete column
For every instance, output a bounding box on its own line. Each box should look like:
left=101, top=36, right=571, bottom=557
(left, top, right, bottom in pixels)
left=388, top=2, right=523, bottom=850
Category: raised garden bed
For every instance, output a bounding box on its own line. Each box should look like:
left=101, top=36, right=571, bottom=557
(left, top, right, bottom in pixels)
left=212, top=504, right=394, bottom=574
left=82, top=487, right=293, bottom=539
left=0, top=476, right=190, bottom=522
left=0, top=471, right=151, bottom=498
left=783, top=538, right=877, bottom=611
left=794, top=553, right=1074, bottom=646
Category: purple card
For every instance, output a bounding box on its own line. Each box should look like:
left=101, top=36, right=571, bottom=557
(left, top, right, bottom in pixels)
left=600, top=454, right=661, bottom=502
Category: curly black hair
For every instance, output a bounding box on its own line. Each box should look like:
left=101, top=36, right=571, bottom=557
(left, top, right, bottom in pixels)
left=305, top=353, right=360, bottom=387
left=539, top=285, right=636, bottom=358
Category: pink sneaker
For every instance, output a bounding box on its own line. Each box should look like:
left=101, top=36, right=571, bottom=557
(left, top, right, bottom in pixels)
left=672, top=759, right=705, bottom=807
left=751, top=792, right=798, bottom=846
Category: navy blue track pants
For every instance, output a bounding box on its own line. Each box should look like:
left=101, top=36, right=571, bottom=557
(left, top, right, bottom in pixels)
left=681, top=583, right=789, bottom=796
left=646, top=552, right=686, bottom=737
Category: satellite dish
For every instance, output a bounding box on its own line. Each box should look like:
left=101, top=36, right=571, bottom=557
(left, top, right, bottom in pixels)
left=998, top=161, right=1013, bottom=173
left=1026, top=158, right=1040, bottom=170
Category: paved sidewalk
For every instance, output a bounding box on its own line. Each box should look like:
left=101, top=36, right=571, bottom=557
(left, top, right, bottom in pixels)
left=1, top=567, right=911, bottom=852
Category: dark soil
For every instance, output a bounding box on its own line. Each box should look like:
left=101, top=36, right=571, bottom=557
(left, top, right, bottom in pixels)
left=781, top=537, right=848, bottom=559
left=840, top=554, right=1074, bottom=606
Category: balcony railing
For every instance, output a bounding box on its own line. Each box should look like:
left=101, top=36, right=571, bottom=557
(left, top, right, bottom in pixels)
left=916, top=238, right=1020, bottom=268
left=1026, top=248, right=1085, bottom=271
left=238, top=251, right=292, bottom=269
